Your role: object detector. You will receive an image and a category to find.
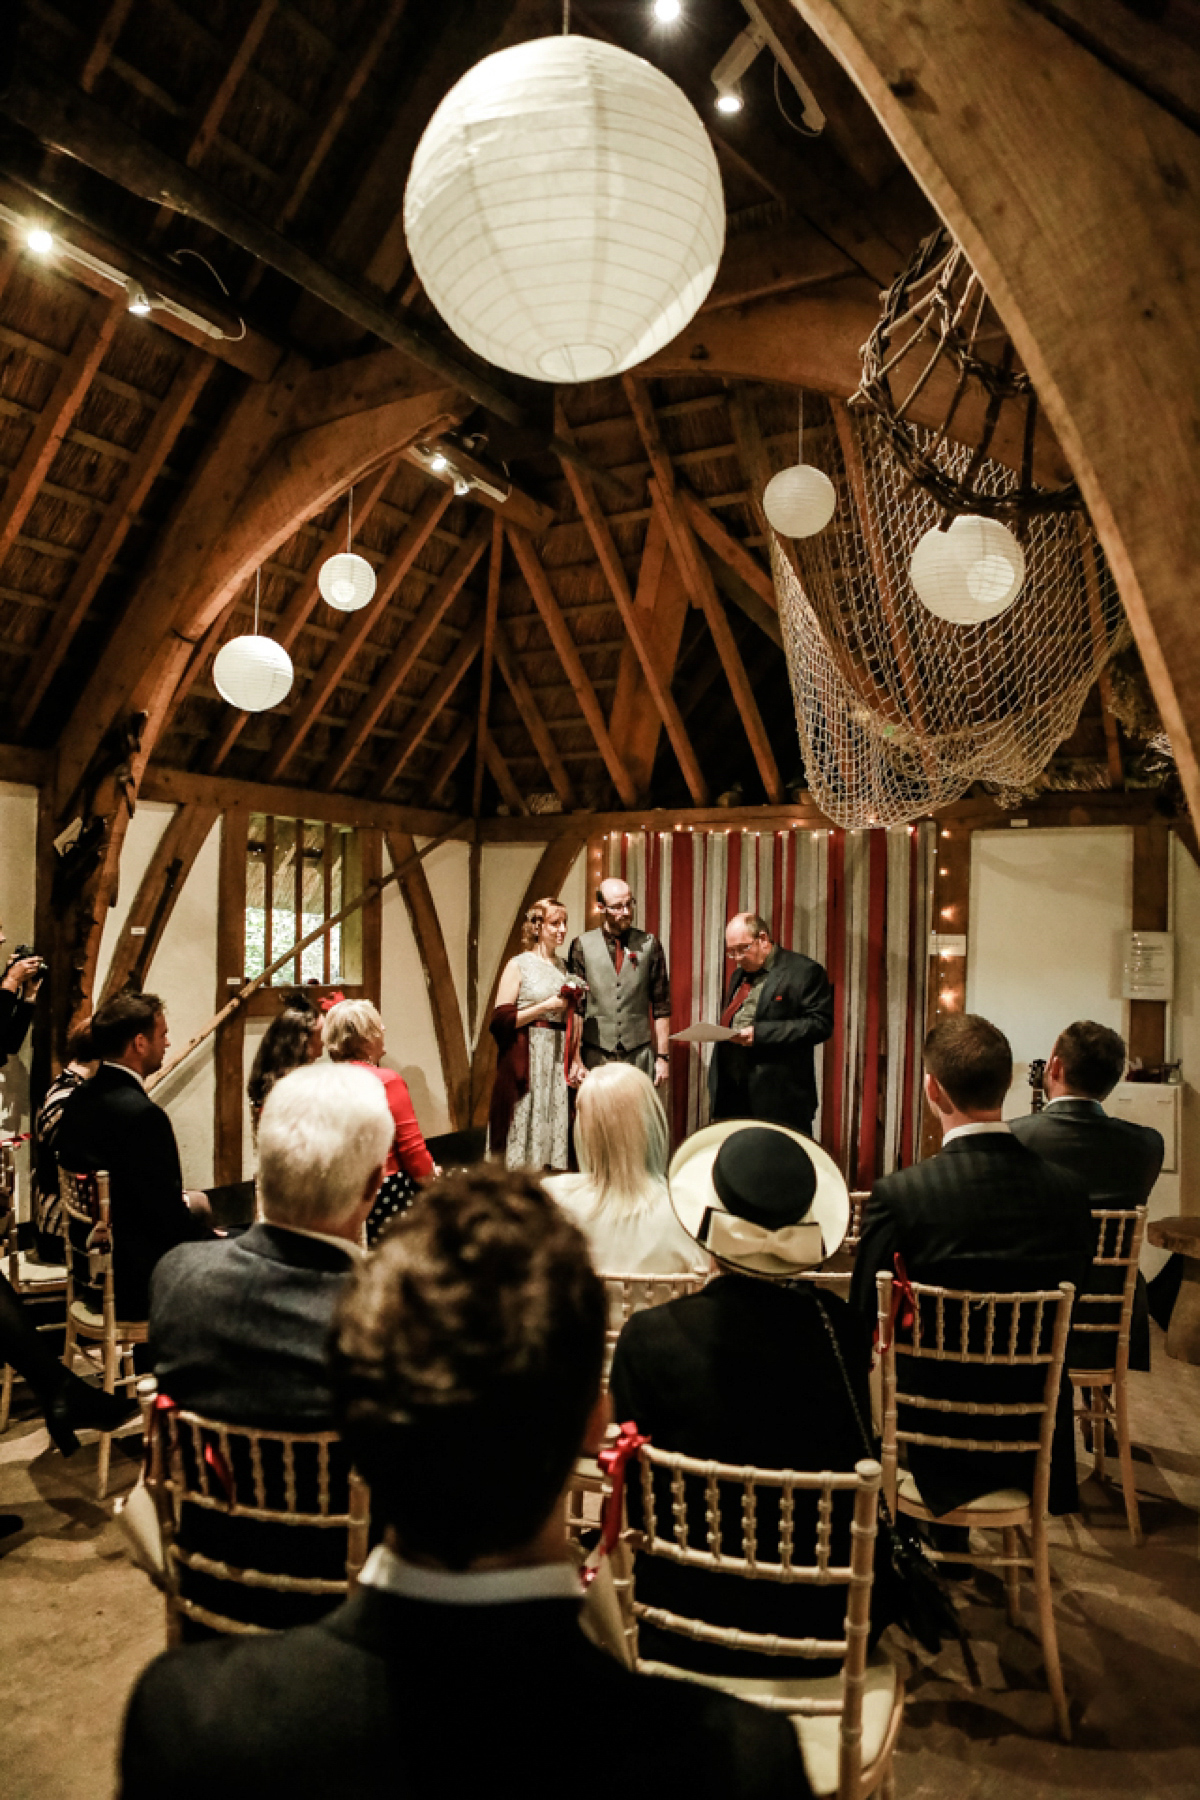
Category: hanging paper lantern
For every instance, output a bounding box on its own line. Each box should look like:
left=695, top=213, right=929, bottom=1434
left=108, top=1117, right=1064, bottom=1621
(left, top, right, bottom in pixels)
left=763, top=465, right=837, bottom=538
left=910, top=514, right=1026, bottom=624
left=319, top=551, right=376, bottom=613
left=404, top=35, right=725, bottom=383
left=213, top=635, right=294, bottom=712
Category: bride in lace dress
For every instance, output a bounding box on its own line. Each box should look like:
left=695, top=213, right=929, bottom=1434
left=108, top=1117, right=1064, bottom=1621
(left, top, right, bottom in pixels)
left=489, top=898, right=585, bottom=1171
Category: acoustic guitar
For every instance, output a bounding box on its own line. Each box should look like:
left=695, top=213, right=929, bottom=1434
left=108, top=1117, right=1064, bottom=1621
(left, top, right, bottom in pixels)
left=1028, top=1057, right=1046, bottom=1114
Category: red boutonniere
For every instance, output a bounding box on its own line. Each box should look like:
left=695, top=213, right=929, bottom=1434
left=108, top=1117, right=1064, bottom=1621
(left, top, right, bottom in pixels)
left=319, top=990, right=346, bottom=1013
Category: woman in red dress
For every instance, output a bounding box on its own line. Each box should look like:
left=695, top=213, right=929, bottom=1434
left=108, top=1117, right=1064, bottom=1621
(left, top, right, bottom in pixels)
left=323, top=998, right=435, bottom=1245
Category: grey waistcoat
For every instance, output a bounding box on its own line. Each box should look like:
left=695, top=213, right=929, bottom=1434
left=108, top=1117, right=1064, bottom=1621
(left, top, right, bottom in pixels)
left=578, top=928, right=657, bottom=1052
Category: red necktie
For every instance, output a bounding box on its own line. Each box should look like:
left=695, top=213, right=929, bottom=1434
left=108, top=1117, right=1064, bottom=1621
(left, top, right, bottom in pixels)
left=720, top=976, right=750, bottom=1029
left=612, top=939, right=624, bottom=975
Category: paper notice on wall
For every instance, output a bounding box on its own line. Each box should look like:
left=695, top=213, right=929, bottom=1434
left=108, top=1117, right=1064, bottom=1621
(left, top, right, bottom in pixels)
left=1121, top=930, right=1174, bottom=1001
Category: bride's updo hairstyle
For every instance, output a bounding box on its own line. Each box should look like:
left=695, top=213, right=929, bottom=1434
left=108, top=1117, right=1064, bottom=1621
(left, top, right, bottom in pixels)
left=520, top=897, right=567, bottom=952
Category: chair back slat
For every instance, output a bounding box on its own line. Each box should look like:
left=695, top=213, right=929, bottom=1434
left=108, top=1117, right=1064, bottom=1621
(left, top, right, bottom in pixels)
left=1068, top=1206, right=1147, bottom=1373
left=600, top=1271, right=707, bottom=1386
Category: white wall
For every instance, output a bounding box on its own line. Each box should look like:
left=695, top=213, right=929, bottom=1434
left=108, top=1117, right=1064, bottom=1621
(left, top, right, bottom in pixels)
left=0, top=781, right=38, bottom=1204
left=380, top=838, right=452, bottom=1139
left=967, top=826, right=1132, bottom=1110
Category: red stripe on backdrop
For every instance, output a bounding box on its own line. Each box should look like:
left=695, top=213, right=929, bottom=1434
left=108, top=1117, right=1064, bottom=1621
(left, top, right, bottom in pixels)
left=823, top=832, right=847, bottom=1165
left=900, top=827, right=920, bottom=1168
left=772, top=832, right=785, bottom=941
left=726, top=831, right=742, bottom=928
left=856, top=831, right=889, bottom=1187
left=645, top=832, right=660, bottom=939
left=669, top=832, right=694, bottom=1147
left=781, top=832, right=795, bottom=952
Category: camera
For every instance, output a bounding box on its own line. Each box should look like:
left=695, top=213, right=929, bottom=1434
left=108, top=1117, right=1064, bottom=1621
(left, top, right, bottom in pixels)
left=9, top=944, right=48, bottom=979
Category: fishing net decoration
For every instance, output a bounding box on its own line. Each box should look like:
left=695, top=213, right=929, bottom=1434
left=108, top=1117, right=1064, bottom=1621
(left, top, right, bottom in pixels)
left=772, top=406, right=1129, bottom=828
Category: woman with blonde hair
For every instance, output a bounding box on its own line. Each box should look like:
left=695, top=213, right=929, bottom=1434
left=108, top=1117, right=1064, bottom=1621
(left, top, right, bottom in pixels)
left=489, top=897, right=585, bottom=1171
left=543, top=1062, right=707, bottom=1275
left=323, top=998, right=434, bottom=1243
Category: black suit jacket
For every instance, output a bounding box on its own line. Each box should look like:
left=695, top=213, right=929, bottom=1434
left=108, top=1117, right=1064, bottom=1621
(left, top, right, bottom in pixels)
left=150, top=1223, right=355, bottom=1431
left=710, top=946, right=834, bottom=1132
left=1009, top=1099, right=1162, bottom=1370
left=149, top=1224, right=360, bottom=1634
left=850, top=1131, right=1094, bottom=1516
left=0, top=986, right=34, bottom=1067
left=611, top=1275, right=896, bottom=1677
left=56, top=1063, right=209, bottom=1320
left=120, top=1585, right=809, bottom=1800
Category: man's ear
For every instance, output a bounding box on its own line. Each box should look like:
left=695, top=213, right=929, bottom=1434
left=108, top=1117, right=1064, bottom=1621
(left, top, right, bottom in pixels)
left=581, top=1386, right=611, bottom=1456
left=924, top=1070, right=949, bottom=1117
left=359, top=1163, right=385, bottom=1215
left=1045, top=1053, right=1065, bottom=1086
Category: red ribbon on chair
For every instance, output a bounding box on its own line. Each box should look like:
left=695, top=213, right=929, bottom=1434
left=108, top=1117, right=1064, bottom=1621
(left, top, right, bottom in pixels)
left=876, top=1254, right=918, bottom=1355
left=204, top=1440, right=237, bottom=1507
left=583, top=1419, right=650, bottom=1585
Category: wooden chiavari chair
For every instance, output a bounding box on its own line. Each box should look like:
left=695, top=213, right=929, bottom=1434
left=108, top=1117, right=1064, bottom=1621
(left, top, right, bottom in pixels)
left=59, top=1166, right=146, bottom=1496
left=138, top=1375, right=370, bottom=1641
left=876, top=1270, right=1075, bottom=1740
left=1069, top=1205, right=1148, bottom=1545
left=619, top=1446, right=903, bottom=1800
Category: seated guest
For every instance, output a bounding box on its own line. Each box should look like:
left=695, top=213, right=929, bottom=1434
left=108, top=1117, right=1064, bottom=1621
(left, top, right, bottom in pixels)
left=120, top=1164, right=809, bottom=1800
left=0, top=923, right=42, bottom=1069
left=150, top=1062, right=391, bottom=1430
left=323, top=998, right=434, bottom=1245
left=611, top=1122, right=892, bottom=1678
left=850, top=1014, right=1095, bottom=1518
left=1010, top=1020, right=1160, bottom=1372
left=543, top=1062, right=708, bottom=1276
left=246, top=991, right=324, bottom=1134
left=31, top=1023, right=98, bottom=1263
left=55, top=992, right=212, bottom=1322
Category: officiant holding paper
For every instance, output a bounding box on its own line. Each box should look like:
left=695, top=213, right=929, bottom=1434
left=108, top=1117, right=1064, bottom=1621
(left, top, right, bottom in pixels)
left=708, top=912, right=834, bottom=1136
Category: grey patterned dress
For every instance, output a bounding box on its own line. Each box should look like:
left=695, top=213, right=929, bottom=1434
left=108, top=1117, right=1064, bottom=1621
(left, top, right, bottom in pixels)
left=506, top=952, right=571, bottom=1172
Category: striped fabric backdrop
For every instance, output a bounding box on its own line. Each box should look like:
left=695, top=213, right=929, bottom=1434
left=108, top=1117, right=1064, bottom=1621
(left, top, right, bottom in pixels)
left=602, top=824, right=936, bottom=1178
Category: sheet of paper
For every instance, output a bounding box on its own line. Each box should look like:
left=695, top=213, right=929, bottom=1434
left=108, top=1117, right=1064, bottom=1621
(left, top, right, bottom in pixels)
left=671, top=1021, right=736, bottom=1044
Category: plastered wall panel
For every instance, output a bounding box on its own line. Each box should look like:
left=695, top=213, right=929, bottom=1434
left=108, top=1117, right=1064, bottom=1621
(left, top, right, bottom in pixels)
left=417, top=838, right=470, bottom=1041
left=94, top=801, right=174, bottom=998
left=381, top=845, right=450, bottom=1139
left=477, top=843, right=545, bottom=1040
left=147, top=816, right=221, bottom=1188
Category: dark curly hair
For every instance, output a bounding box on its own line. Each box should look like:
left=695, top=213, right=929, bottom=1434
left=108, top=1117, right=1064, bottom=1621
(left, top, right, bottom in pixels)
left=247, top=991, right=322, bottom=1123
left=331, top=1163, right=605, bottom=1569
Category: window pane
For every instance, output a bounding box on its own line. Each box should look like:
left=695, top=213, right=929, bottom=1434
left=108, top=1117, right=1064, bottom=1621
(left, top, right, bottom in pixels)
left=245, top=814, right=268, bottom=980
left=272, top=819, right=297, bottom=984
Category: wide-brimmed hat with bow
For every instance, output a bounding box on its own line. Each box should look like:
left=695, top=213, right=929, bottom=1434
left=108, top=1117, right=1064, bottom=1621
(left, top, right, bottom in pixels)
left=668, top=1120, right=850, bottom=1277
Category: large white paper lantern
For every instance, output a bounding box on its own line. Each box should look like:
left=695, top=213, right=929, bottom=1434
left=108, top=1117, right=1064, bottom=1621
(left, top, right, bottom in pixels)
left=319, top=551, right=376, bottom=612
left=764, top=465, right=837, bottom=537
left=213, top=635, right=294, bottom=712
left=404, top=35, right=725, bottom=383
left=910, top=514, right=1026, bottom=624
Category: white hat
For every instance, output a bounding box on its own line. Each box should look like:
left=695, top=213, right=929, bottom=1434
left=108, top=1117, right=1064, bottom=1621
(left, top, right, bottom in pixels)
left=668, top=1120, right=850, bottom=1278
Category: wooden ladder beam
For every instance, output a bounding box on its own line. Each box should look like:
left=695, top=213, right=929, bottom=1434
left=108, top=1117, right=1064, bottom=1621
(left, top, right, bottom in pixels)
left=506, top=525, right=638, bottom=809
left=319, top=514, right=490, bottom=790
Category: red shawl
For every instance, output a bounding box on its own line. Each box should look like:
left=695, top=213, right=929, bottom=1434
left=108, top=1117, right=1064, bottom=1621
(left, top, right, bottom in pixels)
left=488, top=1003, right=529, bottom=1155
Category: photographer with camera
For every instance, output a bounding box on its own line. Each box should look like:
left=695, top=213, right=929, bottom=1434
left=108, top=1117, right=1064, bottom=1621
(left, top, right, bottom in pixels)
left=0, top=919, right=44, bottom=1071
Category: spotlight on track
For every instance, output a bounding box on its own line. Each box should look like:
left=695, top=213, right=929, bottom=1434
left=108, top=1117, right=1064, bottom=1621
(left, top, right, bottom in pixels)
left=711, top=22, right=766, bottom=115
left=25, top=226, right=53, bottom=254
left=652, top=0, right=681, bottom=19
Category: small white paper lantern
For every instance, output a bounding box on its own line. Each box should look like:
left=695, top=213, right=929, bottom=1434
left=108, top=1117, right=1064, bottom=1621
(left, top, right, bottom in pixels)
left=213, top=635, right=294, bottom=712
left=404, top=35, right=725, bottom=383
left=763, top=465, right=837, bottom=538
left=319, top=551, right=376, bottom=613
left=910, top=514, right=1026, bottom=624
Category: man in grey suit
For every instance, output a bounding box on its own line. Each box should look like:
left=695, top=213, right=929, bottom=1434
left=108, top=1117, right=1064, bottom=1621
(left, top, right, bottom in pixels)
left=150, top=1061, right=392, bottom=1431
left=1010, top=1020, right=1162, bottom=1371
left=568, top=877, right=671, bottom=1088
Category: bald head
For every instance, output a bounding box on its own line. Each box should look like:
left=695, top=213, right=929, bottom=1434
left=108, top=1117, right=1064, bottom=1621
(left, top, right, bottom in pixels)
left=596, top=877, right=635, bottom=935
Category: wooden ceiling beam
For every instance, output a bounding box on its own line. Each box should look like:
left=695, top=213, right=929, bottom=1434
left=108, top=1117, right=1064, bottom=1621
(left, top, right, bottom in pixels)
left=473, top=517, right=503, bottom=820
left=79, top=0, right=136, bottom=92
left=385, top=829, right=472, bottom=1129
left=555, top=402, right=708, bottom=807
left=0, top=289, right=124, bottom=570
left=429, top=717, right=475, bottom=806
left=623, top=375, right=784, bottom=804
left=260, top=480, right=451, bottom=780
left=491, top=620, right=577, bottom=812
left=98, top=799, right=220, bottom=1003
left=139, top=763, right=465, bottom=837
left=483, top=730, right=528, bottom=818
left=16, top=346, right=213, bottom=735
left=374, top=617, right=486, bottom=796
left=182, top=1, right=278, bottom=173
left=208, top=455, right=402, bottom=772
left=607, top=509, right=692, bottom=796
left=703, top=217, right=856, bottom=312
left=506, top=526, right=638, bottom=809
left=678, top=483, right=776, bottom=611
left=1098, top=672, right=1124, bottom=791
left=320, top=515, right=490, bottom=791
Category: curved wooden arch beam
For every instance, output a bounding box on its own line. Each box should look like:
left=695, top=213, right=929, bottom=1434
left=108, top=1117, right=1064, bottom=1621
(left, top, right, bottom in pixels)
left=643, top=284, right=1074, bottom=492
left=790, top=0, right=1200, bottom=821
left=55, top=362, right=469, bottom=815
left=385, top=830, right=472, bottom=1131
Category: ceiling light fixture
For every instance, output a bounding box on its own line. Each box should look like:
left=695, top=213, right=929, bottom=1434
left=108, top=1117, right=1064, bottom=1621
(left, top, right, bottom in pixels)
left=25, top=226, right=53, bottom=254
left=428, top=451, right=449, bottom=474
left=652, top=0, right=681, bottom=19
left=711, top=21, right=766, bottom=115
left=126, top=279, right=153, bottom=316
left=318, top=486, right=377, bottom=613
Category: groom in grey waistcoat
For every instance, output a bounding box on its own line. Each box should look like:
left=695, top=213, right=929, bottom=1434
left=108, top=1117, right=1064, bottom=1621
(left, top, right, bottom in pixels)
left=567, top=878, right=671, bottom=1087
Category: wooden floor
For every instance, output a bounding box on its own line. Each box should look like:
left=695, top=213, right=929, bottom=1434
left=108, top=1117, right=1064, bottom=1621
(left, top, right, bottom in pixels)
left=0, top=1326, right=1197, bottom=1800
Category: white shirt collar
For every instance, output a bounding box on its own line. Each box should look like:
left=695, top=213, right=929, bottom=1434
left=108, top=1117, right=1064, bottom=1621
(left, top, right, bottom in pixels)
left=266, top=1221, right=363, bottom=1261
left=359, top=1542, right=580, bottom=1606
left=1043, top=1094, right=1103, bottom=1111
left=942, top=1120, right=1011, bottom=1146
left=102, top=1060, right=145, bottom=1089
